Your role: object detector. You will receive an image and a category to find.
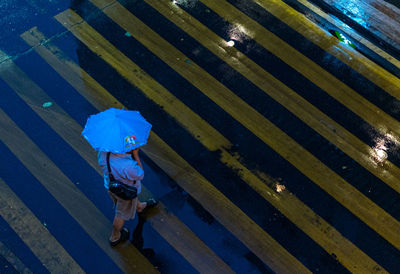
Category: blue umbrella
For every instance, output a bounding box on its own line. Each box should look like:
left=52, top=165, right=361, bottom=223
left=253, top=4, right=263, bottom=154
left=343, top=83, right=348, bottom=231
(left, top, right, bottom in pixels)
left=82, top=108, right=152, bottom=153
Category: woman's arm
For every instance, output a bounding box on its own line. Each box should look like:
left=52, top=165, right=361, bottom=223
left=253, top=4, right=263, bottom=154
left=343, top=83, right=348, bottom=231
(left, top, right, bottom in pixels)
left=132, top=148, right=143, bottom=170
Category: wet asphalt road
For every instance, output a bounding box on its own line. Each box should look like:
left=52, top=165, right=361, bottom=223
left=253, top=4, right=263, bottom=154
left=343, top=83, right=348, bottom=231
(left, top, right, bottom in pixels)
left=1, top=0, right=400, bottom=273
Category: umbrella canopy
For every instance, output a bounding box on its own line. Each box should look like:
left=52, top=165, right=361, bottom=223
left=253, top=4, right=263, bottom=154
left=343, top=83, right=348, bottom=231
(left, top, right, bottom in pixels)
left=82, top=108, right=152, bottom=153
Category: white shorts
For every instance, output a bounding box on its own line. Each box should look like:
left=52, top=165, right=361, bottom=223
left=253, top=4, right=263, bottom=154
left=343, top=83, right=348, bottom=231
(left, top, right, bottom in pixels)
left=109, top=192, right=138, bottom=220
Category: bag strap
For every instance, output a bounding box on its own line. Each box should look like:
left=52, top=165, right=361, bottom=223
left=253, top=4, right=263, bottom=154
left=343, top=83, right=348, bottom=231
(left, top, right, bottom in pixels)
left=106, top=152, right=137, bottom=183
left=106, top=152, right=116, bottom=182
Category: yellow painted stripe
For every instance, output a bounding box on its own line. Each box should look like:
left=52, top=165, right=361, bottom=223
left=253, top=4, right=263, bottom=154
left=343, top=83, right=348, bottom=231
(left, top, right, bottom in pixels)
left=15, top=32, right=235, bottom=274
left=294, top=0, right=400, bottom=70
left=141, top=1, right=392, bottom=272
left=253, top=0, right=400, bottom=98
left=60, top=3, right=400, bottom=252
left=28, top=27, right=386, bottom=274
left=54, top=12, right=311, bottom=272
left=0, top=241, right=33, bottom=274
left=0, top=177, right=84, bottom=273
left=0, top=80, right=158, bottom=273
left=200, top=0, right=400, bottom=143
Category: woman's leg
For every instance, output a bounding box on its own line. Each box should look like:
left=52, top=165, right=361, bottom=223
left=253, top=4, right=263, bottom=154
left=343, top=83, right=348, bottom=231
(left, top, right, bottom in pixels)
left=136, top=201, right=147, bottom=213
left=110, top=216, right=124, bottom=241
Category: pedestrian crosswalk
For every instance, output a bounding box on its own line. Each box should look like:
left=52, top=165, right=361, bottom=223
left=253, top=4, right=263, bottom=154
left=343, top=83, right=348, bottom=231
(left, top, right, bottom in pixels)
left=0, top=178, right=84, bottom=273
left=0, top=48, right=233, bottom=274
left=18, top=29, right=240, bottom=273
left=0, top=240, right=33, bottom=274
left=22, top=18, right=307, bottom=272
left=293, top=0, right=400, bottom=70
left=1, top=0, right=400, bottom=272
left=313, top=0, right=400, bottom=53
left=252, top=0, right=400, bottom=93
left=0, top=105, right=156, bottom=273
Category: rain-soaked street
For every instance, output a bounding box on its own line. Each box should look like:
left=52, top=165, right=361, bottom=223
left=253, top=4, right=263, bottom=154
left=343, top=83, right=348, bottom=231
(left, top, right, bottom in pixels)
left=1, top=0, right=400, bottom=273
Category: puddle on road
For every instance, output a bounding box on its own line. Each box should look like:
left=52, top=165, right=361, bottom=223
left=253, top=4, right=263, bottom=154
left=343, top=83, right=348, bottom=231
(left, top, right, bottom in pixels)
left=369, top=131, right=400, bottom=166
left=172, top=0, right=199, bottom=9
left=330, top=0, right=371, bottom=29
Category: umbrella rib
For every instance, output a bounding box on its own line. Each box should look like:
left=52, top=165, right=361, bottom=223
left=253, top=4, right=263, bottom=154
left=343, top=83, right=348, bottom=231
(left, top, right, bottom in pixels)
left=117, top=113, right=124, bottom=153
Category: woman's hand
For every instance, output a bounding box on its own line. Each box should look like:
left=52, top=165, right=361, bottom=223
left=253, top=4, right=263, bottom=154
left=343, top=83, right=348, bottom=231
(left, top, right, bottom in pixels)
left=132, top=148, right=140, bottom=156
left=132, top=148, right=143, bottom=169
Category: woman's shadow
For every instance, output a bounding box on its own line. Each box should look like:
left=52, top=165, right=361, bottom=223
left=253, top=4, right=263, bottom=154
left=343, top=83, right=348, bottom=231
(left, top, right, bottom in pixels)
left=131, top=214, right=154, bottom=257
